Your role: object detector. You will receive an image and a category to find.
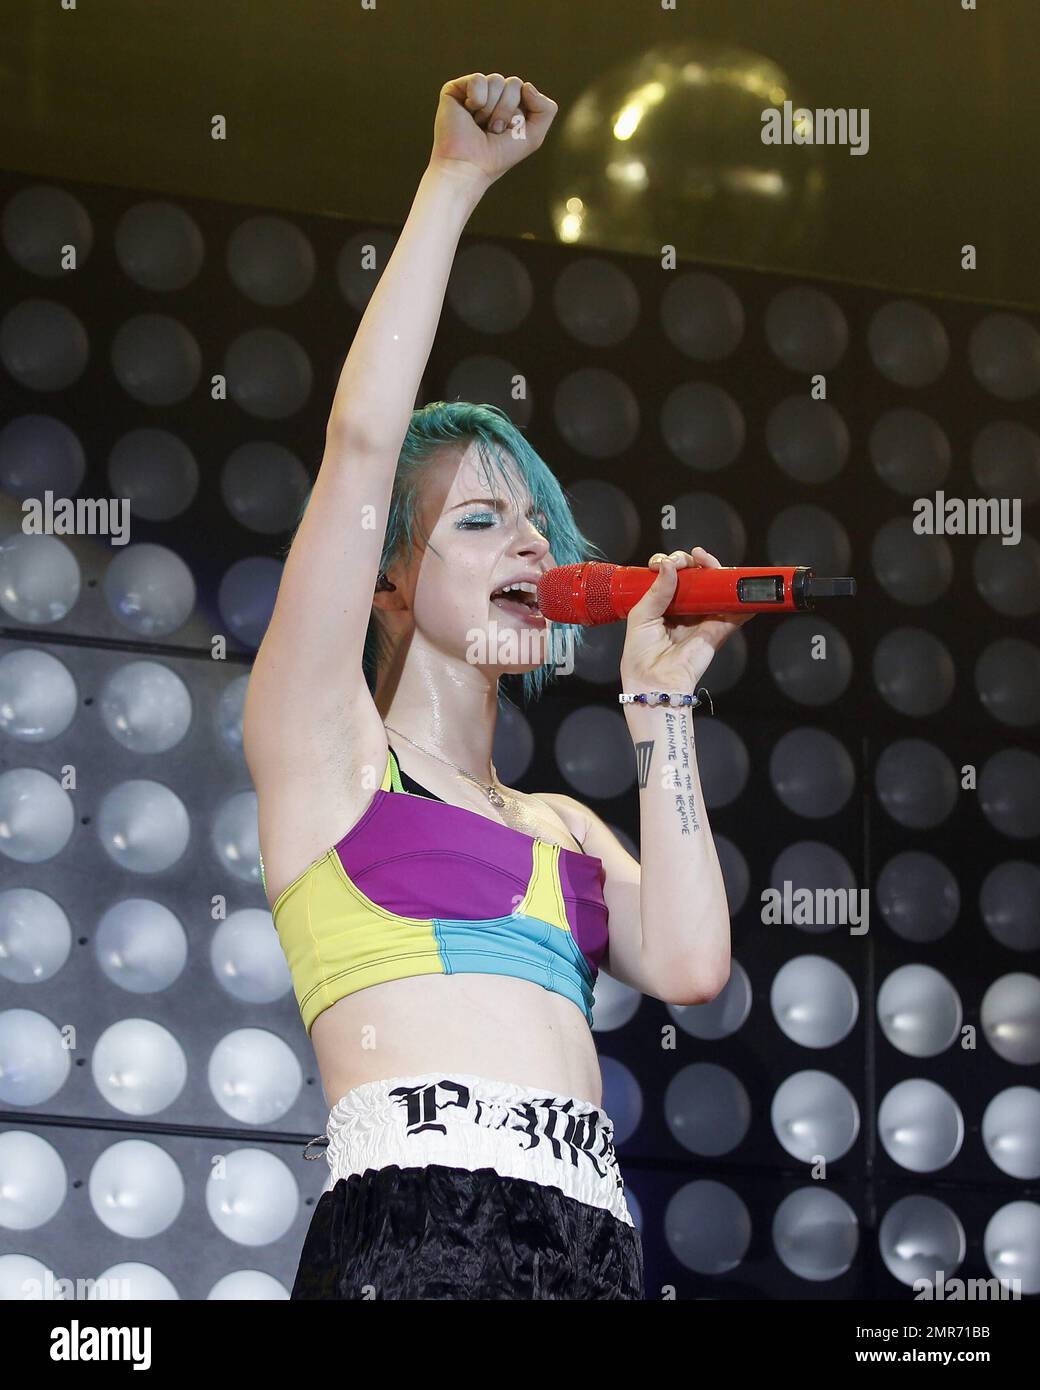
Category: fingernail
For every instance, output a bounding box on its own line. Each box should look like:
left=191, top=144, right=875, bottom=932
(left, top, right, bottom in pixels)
left=491, top=119, right=505, bottom=132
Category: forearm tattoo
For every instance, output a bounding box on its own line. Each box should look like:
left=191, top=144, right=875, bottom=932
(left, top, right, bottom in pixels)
left=664, top=710, right=700, bottom=835
left=635, top=740, right=653, bottom=788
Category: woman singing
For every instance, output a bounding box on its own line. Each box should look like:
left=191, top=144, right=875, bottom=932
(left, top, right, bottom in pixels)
left=244, top=71, right=750, bottom=1300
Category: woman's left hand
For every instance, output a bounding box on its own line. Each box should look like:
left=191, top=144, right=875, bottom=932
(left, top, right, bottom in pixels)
left=619, top=547, right=756, bottom=694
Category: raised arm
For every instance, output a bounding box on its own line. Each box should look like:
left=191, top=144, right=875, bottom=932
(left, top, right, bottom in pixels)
left=244, top=74, right=558, bottom=785
left=327, top=74, right=557, bottom=446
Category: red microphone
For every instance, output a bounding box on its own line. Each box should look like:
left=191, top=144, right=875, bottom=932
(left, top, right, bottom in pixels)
left=536, top=563, right=857, bottom=625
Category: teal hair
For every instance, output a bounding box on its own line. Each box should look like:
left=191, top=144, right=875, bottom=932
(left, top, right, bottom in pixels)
left=284, top=401, right=606, bottom=710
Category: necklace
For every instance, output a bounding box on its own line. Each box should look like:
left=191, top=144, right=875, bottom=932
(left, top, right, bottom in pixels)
left=384, top=724, right=509, bottom=809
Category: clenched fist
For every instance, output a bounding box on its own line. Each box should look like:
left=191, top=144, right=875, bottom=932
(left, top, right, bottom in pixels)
left=430, top=73, right=558, bottom=186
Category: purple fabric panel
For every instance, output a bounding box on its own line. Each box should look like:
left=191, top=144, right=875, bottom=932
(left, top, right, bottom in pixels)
left=558, top=851, right=610, bottom=975
left=334, top=790, right=610, bottom=975
left=336, top=791, right=543, bottom=921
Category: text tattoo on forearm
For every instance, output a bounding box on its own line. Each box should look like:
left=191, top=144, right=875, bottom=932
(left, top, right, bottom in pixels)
left=665, top=711, right=699, bottom=835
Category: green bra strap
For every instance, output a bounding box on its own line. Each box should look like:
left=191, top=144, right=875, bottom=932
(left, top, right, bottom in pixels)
left=387, top=746, right=405, bottom=793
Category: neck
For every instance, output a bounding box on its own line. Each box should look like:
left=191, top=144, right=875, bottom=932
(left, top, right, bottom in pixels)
left=373, top=640, right=501, bottom=782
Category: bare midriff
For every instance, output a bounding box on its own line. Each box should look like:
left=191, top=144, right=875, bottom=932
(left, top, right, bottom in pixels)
left=309, top=971, right=604, bottom=1109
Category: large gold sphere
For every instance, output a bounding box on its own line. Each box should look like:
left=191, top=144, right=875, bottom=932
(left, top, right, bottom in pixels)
left=551, top=41, right=828, bottom=262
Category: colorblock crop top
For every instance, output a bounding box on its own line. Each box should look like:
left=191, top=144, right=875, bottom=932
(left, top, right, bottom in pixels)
left=260, top=745, right=609, bottom=1036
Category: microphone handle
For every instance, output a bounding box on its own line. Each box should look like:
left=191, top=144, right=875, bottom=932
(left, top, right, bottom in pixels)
left=610, top=564, right=813, bottom=618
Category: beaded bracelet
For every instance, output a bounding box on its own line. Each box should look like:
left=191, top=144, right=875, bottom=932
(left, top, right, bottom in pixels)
left=618, top=687, right=714, bottom=713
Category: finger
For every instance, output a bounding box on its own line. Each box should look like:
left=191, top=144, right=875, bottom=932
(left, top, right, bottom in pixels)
left=520, top=80, right=558, bottom=116
left=688, top=547, right=721, bottom=568
left=474, top=73, right=506, bottom=124
left=442, top=74, right=488, bottom=111
left=520, top=80, right=559, bottom=135
left=630, top=554, right=678, bottom=622
left=487, top=75, right=523, bottom=134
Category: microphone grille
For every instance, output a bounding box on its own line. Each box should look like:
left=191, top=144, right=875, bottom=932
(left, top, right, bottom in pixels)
left=535, top=565, right=578, bottom=621
left=584, top=562, right=617, bottom=624
left=536, top=563, right=617, bottom=624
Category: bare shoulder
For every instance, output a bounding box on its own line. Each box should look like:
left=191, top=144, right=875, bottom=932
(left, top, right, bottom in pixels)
left=536, top=791, right=640, bottom=871
left=535, top=790, right=591, bottom=849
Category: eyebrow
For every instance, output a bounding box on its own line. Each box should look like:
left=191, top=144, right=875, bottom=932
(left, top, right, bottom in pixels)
left=449, top=496, right=543, bottom=513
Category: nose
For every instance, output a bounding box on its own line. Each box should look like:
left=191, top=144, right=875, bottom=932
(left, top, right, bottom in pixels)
left=513, top=522, right=551, bottom=563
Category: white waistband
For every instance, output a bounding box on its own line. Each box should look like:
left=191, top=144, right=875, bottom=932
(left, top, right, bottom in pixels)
left=320, top=1071, right=634, bottom=1227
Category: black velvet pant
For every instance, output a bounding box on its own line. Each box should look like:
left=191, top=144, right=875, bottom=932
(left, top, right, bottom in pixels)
left=290, top=1162, right=645, bottom=1300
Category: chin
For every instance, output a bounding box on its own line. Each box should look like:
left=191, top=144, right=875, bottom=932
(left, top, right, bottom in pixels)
left=463, top=613, right=552, bottom=672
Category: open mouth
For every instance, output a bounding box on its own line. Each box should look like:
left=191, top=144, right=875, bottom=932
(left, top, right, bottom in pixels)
left=490, top=583, right=545, bottom=622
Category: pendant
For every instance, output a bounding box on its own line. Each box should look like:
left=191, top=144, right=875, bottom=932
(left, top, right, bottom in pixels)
left=488, top=789, right=506, bottom=808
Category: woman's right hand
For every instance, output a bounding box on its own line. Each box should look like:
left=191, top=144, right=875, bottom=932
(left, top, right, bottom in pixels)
left=429, top=73, right=558, bottom=188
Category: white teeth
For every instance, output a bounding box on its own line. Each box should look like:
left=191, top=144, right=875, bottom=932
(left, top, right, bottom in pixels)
left=494, top=581, right=538, bottom=597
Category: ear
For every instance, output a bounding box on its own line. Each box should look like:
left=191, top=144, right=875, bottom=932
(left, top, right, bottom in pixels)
left=372, top=568, right=407, bottom=612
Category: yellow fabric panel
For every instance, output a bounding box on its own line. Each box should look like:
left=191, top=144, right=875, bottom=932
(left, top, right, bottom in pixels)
left=379, top=748, right=395, bottom=791
left=272, top=846, right=444, bottom=1037
left=517, top=839, right=571, bottom=933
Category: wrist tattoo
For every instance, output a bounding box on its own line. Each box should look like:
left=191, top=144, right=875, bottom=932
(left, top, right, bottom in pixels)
left=664, top=709, right=700, bottom=835
left=635, top=740, right=654, bottom=788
